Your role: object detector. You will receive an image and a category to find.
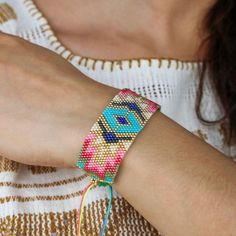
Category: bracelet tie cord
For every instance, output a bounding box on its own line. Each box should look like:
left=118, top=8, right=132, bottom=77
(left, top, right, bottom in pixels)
left=76, top=88, right=161, bottom=236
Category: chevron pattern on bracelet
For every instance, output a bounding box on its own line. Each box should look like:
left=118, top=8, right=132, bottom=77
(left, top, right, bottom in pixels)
left=76, top=89, right=160, bottom=184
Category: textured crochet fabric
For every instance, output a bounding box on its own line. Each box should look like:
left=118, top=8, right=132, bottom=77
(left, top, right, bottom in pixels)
left=0, top=0, right=235, bottom=235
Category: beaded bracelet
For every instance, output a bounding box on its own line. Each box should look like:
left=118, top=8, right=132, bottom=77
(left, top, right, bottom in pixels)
left=76, top=88, right=160, bottom=236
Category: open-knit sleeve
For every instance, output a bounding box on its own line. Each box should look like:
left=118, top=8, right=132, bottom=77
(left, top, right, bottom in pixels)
left=230, top=144, right=236, bottom=162
left=0, top=2, right=17, bottom=34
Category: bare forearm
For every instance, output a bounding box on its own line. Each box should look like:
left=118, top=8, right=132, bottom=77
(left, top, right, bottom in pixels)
left=1, top=32, right=235, bottom=235
left=73, top=80, right=236, bottom=235
left=114, top=111, right=236, bottom=235
left=74, top=79, right=236, bottom=235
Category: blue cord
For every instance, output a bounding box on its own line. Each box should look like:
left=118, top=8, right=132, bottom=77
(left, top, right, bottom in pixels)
left=100, top=185, right=113, bottom=236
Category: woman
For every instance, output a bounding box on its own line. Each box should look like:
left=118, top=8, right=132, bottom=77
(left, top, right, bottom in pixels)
left=0, top=0, right=235, bottom=235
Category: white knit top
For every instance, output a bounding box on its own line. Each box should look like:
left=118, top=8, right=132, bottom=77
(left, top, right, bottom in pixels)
left=0, top=1, right=235, bottom=235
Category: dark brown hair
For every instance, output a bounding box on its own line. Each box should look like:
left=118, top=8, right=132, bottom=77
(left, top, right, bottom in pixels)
left=196, top=0, right=236, bottom=145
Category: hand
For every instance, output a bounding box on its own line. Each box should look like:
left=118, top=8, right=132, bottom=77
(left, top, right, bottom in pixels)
left=0, top=32, right=116, bottom=167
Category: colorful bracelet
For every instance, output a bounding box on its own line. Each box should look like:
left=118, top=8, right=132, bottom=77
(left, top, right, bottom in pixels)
left=76, top=88, right=160, bottom=236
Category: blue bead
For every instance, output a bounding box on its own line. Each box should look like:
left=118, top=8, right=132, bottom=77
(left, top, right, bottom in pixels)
left=102, top=132, right=119, bottom=143
left=116, top=116, right=129, bottom=124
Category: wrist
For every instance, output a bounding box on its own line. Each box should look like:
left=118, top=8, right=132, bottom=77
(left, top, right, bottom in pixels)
left=74, top=86, right=160, bottom=234
left=76, top=88, right=160, bottom=183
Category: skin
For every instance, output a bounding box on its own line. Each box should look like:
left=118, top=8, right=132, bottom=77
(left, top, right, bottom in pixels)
left=0, top=33, right=115, bottom=167
left=0, top=0, right=236, bottom=235
left=34, top=0, right=213, bottom=60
